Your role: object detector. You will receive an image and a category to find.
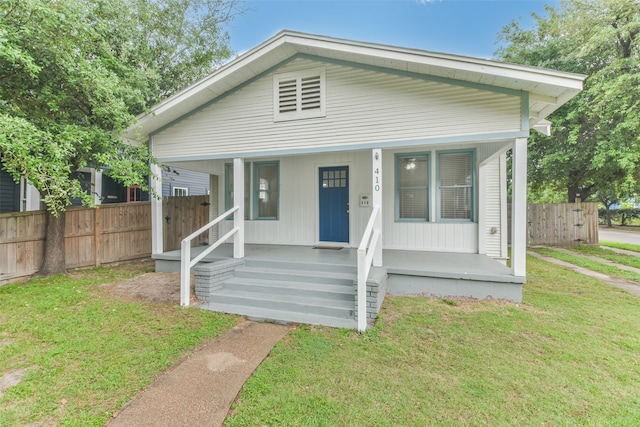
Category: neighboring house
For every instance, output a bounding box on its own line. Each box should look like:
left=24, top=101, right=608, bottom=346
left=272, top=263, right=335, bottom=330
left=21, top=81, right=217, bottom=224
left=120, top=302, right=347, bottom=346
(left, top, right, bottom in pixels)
left=0, top=157, right=41, bottom=213
left=161, top=166, right=210, bottom=197
left=127, top=31, right=585, bottom=329
left=0, top=163, right=149, bottom=213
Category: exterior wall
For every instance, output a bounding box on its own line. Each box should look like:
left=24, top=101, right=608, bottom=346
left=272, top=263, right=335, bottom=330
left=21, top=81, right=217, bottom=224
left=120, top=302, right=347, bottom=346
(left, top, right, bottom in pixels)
left=152, top=57, right=522, bottom=160
left=215, top=142, right=506, bottom=255
left=162, top=166, right=210, bottom=197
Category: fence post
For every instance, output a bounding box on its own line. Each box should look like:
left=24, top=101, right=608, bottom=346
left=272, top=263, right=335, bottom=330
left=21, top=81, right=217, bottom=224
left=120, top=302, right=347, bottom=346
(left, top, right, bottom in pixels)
left=94, top=207, right=101, bottom=267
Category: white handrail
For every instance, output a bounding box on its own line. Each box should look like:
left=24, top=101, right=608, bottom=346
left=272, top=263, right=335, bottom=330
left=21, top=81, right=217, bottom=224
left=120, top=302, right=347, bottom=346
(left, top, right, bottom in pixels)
left=356, top=205, right=381, bottom=332
left=180, top=206, right=240, bottom=307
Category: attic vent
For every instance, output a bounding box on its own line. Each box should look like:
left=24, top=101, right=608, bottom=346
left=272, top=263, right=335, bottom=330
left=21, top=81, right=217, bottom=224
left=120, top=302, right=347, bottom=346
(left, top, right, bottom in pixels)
left=274, top=67, right=326, bottom=122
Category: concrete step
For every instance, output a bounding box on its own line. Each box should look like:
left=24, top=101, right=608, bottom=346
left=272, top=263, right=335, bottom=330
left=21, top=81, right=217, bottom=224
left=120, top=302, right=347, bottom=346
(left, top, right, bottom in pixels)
left=244, top=259, right=356, bottom=275
left=222, top=277, right=354, bottom=301
left=200, top=302, right=358, bottom=329
left=210, top=289, right=354, bottom=319
left=233, top=266, right=355, bottom=286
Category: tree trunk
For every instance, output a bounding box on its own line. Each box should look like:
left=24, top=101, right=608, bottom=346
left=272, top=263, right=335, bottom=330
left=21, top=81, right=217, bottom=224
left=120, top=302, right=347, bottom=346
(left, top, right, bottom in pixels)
left=605, top=205, right=613, bottom=228
left=38, top=210, right=67, bottom=276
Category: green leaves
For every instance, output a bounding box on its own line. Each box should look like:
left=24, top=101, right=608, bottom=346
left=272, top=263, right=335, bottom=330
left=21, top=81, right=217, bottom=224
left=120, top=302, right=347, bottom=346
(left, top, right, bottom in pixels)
left=496, top=0, right=640, bottom=204
left=0, top=0, right=239, bottom=217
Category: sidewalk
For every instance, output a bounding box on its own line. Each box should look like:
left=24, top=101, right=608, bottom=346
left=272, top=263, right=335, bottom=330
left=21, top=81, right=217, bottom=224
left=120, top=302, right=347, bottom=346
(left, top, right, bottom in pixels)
left=107, top=320, right=291, bottom=427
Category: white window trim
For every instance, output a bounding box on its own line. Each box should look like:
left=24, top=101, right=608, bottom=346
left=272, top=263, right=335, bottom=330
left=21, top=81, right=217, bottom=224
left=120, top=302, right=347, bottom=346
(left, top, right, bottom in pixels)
left=173, top=187, right=189, bottom=197
left=273, top=67, right=326, bottom=122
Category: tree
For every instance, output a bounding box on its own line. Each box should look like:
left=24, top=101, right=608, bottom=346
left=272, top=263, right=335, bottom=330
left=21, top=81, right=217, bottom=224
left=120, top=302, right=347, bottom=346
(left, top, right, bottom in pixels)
left=0, top=0, right=239, bottom=275
left=496, top=0, right=640, bottom=208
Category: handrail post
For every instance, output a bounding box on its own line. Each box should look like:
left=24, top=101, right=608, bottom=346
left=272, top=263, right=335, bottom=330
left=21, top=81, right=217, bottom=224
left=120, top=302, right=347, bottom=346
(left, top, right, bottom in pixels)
left=357, top=249, right=367, bottom=332
left=180, top=240, right=190, bottom=307
left=233, top=158, right=244, bottom=259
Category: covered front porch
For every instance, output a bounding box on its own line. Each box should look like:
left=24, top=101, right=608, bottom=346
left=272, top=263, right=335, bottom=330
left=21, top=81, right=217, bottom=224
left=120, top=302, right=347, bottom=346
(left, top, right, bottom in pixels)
left=154, top=244, right=524, bottom=329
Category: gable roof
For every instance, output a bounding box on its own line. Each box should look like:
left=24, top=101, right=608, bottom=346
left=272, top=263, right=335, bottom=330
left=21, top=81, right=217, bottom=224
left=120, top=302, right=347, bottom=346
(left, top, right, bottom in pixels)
left=127, top=30, right=585, bottom=140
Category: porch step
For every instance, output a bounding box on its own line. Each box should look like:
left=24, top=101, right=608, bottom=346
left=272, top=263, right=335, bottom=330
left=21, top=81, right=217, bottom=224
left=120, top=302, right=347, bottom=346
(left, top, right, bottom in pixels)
left=222, top=277, right=354, bottom=301
left=208, top=289, right=354, bottom=319
left=200, top=302, right=358, bottom=329
left=233, top=265, right=355, bottom=286
left=202, top=259, right=358, bottom=327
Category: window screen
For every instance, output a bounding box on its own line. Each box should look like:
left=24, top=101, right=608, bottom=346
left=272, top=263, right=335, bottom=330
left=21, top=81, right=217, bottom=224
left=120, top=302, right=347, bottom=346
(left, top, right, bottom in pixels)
left=439, top=152, right=473, bottom=220
left=396, top=154, right=429, bottom=220
left=254, top=162, right=279, bottom=219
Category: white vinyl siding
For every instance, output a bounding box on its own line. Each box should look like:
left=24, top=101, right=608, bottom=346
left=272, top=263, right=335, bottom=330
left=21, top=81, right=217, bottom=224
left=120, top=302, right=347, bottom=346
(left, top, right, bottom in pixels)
left=152, top=58, right=522, bottom=160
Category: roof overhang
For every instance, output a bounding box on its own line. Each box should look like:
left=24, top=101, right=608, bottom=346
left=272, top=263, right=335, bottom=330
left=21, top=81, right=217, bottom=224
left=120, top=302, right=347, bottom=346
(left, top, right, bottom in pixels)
left=126, top=30, right=585, bottom=141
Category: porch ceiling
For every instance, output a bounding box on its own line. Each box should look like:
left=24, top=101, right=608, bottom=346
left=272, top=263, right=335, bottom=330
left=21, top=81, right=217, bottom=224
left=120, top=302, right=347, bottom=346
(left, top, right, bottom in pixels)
left=126, top=30, right=586, bottom=141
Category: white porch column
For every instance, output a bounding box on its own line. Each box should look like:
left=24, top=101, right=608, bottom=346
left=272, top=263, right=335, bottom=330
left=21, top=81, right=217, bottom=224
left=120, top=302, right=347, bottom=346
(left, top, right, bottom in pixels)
left=372, top=148, right=383, bottom=266
left=511, top=137, right=528, bottom=277
left=233, top=158, right=245, bottom=259
left=150, top=162, right=163, bottom=255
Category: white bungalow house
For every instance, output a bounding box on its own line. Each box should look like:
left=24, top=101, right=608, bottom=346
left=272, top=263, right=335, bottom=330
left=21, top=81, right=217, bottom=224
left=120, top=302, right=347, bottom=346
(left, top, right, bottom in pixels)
left=127, top=31, right=585, bottom=330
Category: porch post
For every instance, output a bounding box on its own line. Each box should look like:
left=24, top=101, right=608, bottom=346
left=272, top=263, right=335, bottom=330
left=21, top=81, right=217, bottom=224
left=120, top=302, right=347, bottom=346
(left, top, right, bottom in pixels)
left=150, top=162, right=163, bottom=255
left=511, top=137, right=527, bottom=277
left=233, top=158, right=245, bottom=259
left=372, top=148, right=382, bottom=266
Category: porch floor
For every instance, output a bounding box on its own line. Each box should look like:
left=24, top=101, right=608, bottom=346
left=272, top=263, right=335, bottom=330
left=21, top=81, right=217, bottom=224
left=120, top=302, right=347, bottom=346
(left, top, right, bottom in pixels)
left=154, top=243, right=523, bottom=284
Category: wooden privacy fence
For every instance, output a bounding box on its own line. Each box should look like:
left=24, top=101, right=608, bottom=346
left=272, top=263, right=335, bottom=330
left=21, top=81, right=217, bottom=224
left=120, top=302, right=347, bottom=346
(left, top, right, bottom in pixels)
left=1, top=195, right=211, bottom=284
left=510, top=202, right=599, bottom=246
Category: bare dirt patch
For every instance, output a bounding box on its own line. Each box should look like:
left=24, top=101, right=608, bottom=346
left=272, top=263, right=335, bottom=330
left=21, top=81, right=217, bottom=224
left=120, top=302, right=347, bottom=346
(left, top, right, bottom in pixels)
left=101, top=272, right=199, bottom=305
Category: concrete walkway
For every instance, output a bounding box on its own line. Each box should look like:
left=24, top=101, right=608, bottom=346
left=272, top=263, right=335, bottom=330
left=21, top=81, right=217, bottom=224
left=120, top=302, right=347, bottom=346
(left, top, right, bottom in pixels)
left=107, top=320, right=291, bottom=427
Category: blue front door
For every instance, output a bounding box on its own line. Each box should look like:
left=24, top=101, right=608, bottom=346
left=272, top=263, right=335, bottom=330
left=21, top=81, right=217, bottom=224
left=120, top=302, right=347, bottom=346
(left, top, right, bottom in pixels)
left=319, top=166, right=349, bottom=242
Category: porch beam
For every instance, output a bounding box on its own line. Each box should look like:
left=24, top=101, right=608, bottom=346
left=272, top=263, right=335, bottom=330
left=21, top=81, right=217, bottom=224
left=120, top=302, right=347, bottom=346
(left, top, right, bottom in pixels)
left=372, top=148, right=382, bottom=266
left=150, top=162, right=163, bottom=255
left=233, top=158, right=245, bottom=259
left=511, top=137, right=527, bottom=277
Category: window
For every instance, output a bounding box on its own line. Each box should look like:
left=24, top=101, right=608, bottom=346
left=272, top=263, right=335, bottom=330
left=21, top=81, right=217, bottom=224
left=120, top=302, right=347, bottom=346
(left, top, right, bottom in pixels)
left=172, top=187, right=188, bottom=197
left=395, top=154, right=429, bottom=221
left=127, top=185, right=142, bottom=203
left=254, top=162, right=279, bottom=219
left=225, top=161, right=279, bottom=220
left=273, top=67, right=326, bottom=121
left=438, top=151, right=474, bottom=221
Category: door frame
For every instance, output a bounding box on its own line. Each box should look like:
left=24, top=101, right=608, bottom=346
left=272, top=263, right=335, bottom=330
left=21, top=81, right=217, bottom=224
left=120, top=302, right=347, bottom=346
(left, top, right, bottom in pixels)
left=316, top=163, right=351, bottom=246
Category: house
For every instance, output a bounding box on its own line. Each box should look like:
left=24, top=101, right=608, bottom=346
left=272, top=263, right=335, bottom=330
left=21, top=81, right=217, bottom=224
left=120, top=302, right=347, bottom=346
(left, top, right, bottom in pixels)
left=127, top=31, right=585, bottom=330
left=162, top=167, right=210, bottom=197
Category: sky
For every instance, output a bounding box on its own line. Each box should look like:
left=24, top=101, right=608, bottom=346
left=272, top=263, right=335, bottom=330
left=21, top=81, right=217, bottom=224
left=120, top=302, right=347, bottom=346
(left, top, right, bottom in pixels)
left=226, top=0, right=559, bottom=59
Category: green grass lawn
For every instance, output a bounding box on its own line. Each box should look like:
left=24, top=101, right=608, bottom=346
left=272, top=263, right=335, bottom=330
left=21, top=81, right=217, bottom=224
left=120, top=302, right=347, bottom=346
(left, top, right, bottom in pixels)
left=601, top=240, right=640, bottom=254
left=0, top=263, right=238, bottom=426
left=225, top=255, right=640, bottom=426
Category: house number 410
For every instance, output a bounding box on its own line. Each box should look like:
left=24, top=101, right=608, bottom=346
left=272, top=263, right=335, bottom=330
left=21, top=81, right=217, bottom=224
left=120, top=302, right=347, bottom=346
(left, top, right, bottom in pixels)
left=374, top=168, right=381, bottom=192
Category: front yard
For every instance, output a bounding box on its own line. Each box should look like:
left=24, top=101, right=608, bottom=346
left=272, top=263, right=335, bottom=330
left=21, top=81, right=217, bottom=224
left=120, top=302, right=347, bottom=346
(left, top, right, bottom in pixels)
left=224, top=254, right=640, bottom=426
left=0, top=262, right=238, bottom=426
left=1, top=253, right=639, bottom=426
